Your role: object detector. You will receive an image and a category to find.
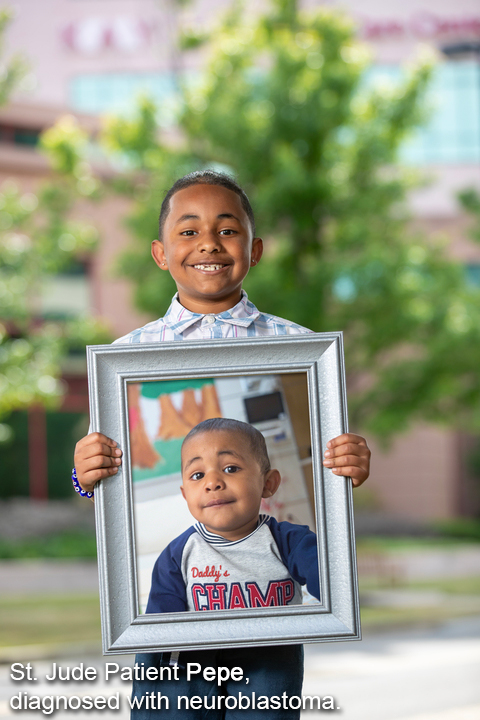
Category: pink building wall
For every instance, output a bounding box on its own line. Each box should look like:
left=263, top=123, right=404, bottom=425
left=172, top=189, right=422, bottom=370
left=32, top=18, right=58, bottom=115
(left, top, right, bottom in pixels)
left=3, top=0, right=480, bottom=518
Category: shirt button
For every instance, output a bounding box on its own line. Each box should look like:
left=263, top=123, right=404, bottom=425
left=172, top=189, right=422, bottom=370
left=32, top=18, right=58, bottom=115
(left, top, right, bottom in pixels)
left=204, top=315, right=215, bottom=324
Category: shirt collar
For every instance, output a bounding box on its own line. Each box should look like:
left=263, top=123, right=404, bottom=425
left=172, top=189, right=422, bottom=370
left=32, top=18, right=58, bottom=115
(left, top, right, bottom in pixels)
left=163, top=291, right=261, bottom=334
left=194, top=515, right=269, bottom=547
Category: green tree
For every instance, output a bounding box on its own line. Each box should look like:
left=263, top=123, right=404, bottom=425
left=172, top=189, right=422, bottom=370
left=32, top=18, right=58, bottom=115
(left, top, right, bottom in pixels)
left=0, top=8, right=26, bottom=105
left=45, top=0, right=480, bottom=439
left=458, top=188, right=480, bottom=246
left=0, top=12, right=110, bottom=438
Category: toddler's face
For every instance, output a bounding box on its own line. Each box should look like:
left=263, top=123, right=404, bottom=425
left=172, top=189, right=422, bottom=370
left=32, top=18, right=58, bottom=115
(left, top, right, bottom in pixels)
left=151, top=184, right=263, bottom=314
left=180, top=430, right=279, bottom=542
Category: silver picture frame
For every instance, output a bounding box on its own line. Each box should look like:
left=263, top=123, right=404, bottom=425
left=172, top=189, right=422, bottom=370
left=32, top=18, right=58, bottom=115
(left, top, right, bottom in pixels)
left=87, top=333, right=360, bottom=655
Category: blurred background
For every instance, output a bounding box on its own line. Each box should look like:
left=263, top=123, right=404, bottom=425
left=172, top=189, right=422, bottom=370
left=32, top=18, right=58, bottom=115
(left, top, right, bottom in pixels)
left=0, top=0, right=479, bottom=718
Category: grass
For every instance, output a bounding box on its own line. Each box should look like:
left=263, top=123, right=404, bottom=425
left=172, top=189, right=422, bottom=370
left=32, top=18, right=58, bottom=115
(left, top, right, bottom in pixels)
left=0, top=594, right=101, bottom=648
left=0, top=530, right=97, bottom=559
left=1, top=532, right=473, bottom=561
left=356, top=535, right=479, bottom=553
left=0, top=525, right=478, bottom=650
left=360, top=601, right=480, bottom=631
left=432, top=518, right=480, bottom=542
left=1, top=576, right=479, bottom=650
left=358, top=575, right=480, bottom=630
left=405, top=576, right=480, bottom=594
left=358, top=575, right=480, bottom=594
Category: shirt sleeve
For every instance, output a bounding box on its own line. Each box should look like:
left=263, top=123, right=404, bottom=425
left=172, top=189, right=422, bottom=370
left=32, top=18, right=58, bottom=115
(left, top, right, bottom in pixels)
left=267, top=518, right=320, bottom=601
left=146, top=527, right=195, bottom=614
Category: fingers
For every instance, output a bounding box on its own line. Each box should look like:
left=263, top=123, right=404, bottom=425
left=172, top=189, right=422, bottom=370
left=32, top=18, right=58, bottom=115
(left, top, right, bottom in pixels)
left=323, top=433, right=371, bottom=488
left=74, top=433, right=122, bottom=493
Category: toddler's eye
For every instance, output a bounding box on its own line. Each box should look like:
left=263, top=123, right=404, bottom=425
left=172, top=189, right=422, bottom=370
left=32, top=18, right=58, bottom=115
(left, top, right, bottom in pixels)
left=224, top=465, right=240, bottom=474
left=190, top=471, right=204, bottom=480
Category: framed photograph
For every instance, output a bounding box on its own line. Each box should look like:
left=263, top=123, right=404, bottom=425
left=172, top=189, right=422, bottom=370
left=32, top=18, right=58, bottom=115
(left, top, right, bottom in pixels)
left=87, top=333, right=360, bottom=655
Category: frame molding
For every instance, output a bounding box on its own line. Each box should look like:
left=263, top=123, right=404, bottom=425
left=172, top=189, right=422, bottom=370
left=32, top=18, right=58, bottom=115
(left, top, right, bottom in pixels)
left=87, top=333, right=360, bottom=654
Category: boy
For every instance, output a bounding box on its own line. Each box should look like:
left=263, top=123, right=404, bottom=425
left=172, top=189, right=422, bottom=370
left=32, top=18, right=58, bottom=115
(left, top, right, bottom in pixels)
left=73, top=170, right=370, bottom=718
left=74, top=171, right=370, bottom=491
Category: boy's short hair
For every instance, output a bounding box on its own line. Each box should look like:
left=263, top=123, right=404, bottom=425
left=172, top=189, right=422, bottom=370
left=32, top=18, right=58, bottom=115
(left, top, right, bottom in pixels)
left=158, top=170, right=256, bottom=240
left=182, top=418, right=270, bottom=474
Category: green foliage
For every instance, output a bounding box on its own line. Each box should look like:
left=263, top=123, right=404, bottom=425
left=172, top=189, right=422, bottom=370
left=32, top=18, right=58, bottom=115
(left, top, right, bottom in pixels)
left=0, top=174, right=105, bottom=420
left=433, top=518, right=480, bottom=543
left=458, top=188, right=480, bottom=245
left=0, top=8, right=27, bottom=106
left=97, top=0, right=480, bottom=439
left=0, top=16, right=111, bottom=431
left=15, top=0, right=480, bottom=441
left=0, top=529, right=97, bottom=558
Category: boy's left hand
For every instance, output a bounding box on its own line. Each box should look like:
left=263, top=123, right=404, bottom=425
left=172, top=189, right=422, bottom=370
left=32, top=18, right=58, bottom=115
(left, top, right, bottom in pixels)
left=323, top=433, right=370, bottom=487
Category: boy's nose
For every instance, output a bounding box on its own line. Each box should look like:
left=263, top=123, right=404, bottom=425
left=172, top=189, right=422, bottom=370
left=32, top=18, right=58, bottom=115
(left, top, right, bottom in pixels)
left=197, top=232, right=222, bottom=253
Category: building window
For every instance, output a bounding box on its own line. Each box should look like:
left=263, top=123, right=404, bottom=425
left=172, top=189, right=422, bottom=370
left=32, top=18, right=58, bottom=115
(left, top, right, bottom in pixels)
left=69, top=72, right=183, bottom=126
left=363, top=61, right=480, bottom=164
left=466, top=263, right=480, bottom=287
left=0, top=124, right=41, bottom=146
left=40, top=262, right=91, bottom=320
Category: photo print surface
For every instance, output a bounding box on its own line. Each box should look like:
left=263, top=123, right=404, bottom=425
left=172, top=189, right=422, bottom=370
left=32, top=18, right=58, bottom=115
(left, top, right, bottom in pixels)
left=127, top=373, right=318, bottom=613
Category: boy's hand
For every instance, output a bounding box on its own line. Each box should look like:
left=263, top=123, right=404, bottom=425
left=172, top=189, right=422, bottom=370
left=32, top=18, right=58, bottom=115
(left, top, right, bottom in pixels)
left=323, top=433, right=370, bottom=487
left=74, top=433, right=122, bottom=493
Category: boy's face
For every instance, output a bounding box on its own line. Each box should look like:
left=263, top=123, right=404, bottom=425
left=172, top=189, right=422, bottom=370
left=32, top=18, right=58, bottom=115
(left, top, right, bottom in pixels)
left=180, top=430, right=280, bottom=542
left=152, top=184, right=263, bottom=314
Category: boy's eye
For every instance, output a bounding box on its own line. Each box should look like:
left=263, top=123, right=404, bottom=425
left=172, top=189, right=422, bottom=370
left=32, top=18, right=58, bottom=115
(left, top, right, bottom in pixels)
left=219, top=228, right=235, bottom=236
left=190, top=471, right=204, bottom=480
left=180, top=230, right=197, bottom=236
left=224, top=465, right=240, bottom=474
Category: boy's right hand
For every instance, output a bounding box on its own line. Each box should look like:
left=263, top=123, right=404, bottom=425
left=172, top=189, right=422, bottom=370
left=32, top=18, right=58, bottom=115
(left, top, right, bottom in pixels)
left=74, top=433, right=122, bottom=493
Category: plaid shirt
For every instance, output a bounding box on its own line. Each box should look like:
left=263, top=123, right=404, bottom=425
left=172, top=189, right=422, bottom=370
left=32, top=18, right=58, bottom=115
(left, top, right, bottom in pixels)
left=114, top=292, right=311, bottom=344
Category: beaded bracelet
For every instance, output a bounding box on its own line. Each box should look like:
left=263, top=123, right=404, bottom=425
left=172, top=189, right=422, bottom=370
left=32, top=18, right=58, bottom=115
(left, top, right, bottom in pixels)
left=71, top=467, right=94, bottom=499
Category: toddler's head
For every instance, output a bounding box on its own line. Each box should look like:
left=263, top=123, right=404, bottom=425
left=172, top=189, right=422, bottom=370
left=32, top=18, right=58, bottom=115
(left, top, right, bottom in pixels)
left=180, top=418, right=280, bottom=541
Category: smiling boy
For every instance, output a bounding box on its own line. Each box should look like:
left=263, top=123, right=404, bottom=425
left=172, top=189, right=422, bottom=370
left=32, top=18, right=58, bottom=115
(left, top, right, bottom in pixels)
left=151, top=182, right=263, bottom=315
left=75, top=173, right=370, bottom=490
left=73, top=170, right=370, bottom=719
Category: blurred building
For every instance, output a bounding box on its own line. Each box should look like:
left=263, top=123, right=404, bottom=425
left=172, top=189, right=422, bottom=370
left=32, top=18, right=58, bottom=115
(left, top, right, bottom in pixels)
left=1, top=0, right=480, bottom=519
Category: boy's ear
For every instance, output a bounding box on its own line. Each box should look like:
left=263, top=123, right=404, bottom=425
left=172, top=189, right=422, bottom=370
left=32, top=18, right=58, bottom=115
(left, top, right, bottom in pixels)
left=180, top=485, right=186, bottom=500
left=250, top=237, right=263, bottom=267
left=262, top=468, right=281, bottom=498
left=152, top=240, right=169, bottom=271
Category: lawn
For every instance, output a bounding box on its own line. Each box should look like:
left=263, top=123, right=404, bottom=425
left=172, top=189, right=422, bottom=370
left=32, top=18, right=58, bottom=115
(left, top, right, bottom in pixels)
left=1, top=577, right=480, bottom=651
left=0, top=594, right=101, bottom=649
left=0, top=532, right=478, bottom=651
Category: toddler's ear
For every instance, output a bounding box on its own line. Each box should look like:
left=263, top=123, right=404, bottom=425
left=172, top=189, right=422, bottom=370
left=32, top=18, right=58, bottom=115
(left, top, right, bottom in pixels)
left=262, top=469, right=281, bottom=498
left=152, top=240, right=168, bottom=270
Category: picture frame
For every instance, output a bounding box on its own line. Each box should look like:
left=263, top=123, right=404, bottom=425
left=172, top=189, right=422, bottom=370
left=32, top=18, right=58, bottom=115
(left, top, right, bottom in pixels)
left=86, top=333, right=360, bottom=655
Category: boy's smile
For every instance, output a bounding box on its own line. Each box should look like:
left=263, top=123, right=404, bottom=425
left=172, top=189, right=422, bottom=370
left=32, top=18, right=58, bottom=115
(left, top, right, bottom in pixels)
left=180, top=430, right=280, bottom=542
left=151, top=184, right=263, bottom=315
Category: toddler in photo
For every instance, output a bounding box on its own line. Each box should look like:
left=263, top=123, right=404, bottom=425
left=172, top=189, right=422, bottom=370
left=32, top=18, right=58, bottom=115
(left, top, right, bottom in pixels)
left=147, top=417, right=319, bottom=615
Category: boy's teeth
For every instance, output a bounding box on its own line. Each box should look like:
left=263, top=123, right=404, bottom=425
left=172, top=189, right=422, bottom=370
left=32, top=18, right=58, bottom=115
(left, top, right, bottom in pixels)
left=194, top=264, right=224, bottom=271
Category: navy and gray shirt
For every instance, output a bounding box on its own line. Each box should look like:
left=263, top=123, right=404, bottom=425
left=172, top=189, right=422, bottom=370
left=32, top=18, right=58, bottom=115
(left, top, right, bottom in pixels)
left=146, top=515, right=320, bottom=614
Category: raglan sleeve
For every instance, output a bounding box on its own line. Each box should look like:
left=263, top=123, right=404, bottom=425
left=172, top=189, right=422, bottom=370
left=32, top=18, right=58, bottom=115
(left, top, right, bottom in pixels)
left=268, top=518, right=320, bottom=601
left=146, top=529, right=193, bottom=614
